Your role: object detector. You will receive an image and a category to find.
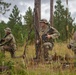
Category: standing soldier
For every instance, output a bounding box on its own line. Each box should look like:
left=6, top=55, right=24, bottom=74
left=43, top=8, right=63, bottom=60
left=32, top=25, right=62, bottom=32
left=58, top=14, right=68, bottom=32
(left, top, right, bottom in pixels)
left=36, top=19, right=60, bottom=61
left=67, top=31, right=76, bottom=56
left=0, top=27, right=16, bottom=58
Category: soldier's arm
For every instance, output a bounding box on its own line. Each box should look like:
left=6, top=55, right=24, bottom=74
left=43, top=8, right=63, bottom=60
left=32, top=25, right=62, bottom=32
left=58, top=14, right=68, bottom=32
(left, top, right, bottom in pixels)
left=0, top=35, right=13, bottom=46
left=50, top=27, right=60, bottom=39
left=0, top=38, right=5, bottom=44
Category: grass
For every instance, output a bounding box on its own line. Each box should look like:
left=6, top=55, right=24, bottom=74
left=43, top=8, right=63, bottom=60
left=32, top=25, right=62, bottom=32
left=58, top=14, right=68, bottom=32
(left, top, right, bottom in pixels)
left=0, top=43, right=76, bottom=75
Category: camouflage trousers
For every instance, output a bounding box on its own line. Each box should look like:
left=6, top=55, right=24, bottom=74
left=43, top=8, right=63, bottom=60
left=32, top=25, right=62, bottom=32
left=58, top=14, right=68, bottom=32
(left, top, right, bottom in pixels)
left=35, top=42, right=54, bottom=61
left=72, top=48, right=76, bottom=55
left=42, top=42, right=54, bottom=61
left=0, top=45, right=15, bottom=58
left=67, top=44, right=76, bottom=55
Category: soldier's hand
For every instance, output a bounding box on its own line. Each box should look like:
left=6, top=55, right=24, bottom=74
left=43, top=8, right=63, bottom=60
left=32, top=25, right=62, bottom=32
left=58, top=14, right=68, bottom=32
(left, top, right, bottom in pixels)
left=46, top=34, right=51, bottom=39
left=36, top=40, right=40, bottom=44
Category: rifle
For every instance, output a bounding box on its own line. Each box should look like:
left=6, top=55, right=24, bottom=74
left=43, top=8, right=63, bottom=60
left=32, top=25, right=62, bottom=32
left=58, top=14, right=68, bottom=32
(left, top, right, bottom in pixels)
left=0, top=39, right=5, bottom=44
left=0, top=38, right=13, bottom=46
left=42, top=27, right=54, bottom=42
left=0, top=34, right=10, bottom=45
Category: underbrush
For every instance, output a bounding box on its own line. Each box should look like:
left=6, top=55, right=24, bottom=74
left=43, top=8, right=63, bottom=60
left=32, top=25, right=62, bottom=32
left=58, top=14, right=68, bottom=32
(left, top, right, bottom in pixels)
left=0, top=43, right=76, bottom=75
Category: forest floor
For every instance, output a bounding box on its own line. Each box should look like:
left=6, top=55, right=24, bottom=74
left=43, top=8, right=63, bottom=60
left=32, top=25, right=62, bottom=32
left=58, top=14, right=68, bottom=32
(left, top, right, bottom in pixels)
left=0, top=43, right=76, bottom=75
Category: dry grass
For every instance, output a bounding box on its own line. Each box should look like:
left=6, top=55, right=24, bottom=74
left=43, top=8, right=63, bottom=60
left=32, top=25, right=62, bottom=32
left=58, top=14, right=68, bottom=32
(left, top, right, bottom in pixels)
left=2, top=43, right=76, bottom=75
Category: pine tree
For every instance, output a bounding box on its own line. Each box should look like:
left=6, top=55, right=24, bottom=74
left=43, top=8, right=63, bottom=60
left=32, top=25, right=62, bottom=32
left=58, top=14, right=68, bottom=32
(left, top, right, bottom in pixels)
left=54, top=0, right=74, bottom=41
left=8, top=5, right=22, bottom=28
left=7, top=5, right=23, bottom=44
left=23, top=7, right=34, bottom=42
left=0, top=21, right=6, bottom=38
left=23, top=7, right=33, bottom=30
left=0, top=0, right=11, bottom=14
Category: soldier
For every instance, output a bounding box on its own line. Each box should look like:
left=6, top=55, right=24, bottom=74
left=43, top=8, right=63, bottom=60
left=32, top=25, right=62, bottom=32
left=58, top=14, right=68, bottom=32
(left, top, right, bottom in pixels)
left=67, top=31, right=76, bottom=55
left=36, top=19, right=60, bottom=61
left=0, top=27, right=16, bottom=58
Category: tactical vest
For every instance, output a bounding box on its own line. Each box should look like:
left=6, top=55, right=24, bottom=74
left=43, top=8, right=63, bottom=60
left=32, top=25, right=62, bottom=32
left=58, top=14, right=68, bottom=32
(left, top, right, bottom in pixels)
left=41, top=27, right=54, bottom=43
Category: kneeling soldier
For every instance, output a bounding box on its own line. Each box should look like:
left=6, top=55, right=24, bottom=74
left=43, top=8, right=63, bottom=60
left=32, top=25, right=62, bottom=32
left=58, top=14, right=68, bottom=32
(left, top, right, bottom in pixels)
left=0, top=27, right=16, bottom=58
left=67, top=31, right=76, bottom=56
left=36, top=19, right=60, bottom=61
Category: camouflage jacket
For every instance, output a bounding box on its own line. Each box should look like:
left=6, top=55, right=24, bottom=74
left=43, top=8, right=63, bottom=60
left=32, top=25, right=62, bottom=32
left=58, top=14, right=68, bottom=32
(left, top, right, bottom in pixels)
left=1, top=33, right=16, bottom=50
left=39, top=26, right=60, bottom=43
left=68, top=31, right=76, bottom=51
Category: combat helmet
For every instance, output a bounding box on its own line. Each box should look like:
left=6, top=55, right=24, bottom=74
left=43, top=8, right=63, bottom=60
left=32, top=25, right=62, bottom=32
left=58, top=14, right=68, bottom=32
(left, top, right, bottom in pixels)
left=40, top=19, right=48, bottom=24
left=4, top=27, right=11, bottom=33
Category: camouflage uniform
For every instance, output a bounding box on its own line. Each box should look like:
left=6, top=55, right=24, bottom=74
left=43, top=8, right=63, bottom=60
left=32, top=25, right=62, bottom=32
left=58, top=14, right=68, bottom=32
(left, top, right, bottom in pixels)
left=67, top=31, right=76, bottom=55
left=0, top=27, right=16, bottom=58
left=39, top=19, right=60, bottom=61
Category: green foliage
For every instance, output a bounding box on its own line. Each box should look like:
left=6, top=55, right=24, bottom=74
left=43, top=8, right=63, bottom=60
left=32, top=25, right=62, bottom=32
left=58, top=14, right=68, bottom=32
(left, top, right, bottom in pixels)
left=23, top=7, right=35, bottom=42
left=0, top=6, right=35, bottom=45
left=7, top=5, right=24, bottom=45
left=0, top=53, right=27, bottom=75
left=0, top=21, right=7, bottom=39
left=0, top=0, right=11, bottom=14
left=0, top=53, right=5, bottom=64
left=54, top=0, right=74, bottom=41
left=24, top=7, right=33, bottom=29
left=12, top=24, right=23, bottom=44
left=8, top=5, right=22, bottom=29
left=7, top=5, right=35, bottom=45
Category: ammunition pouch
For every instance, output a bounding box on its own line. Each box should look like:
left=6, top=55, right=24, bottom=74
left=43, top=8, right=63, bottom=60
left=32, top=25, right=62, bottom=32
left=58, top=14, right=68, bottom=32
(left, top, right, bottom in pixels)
left=43, top=42, right=54, bottom=50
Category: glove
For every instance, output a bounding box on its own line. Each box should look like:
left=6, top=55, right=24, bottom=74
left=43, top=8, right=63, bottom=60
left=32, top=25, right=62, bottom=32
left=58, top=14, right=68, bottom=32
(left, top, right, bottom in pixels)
left=46, top=34, right=52, bottom=39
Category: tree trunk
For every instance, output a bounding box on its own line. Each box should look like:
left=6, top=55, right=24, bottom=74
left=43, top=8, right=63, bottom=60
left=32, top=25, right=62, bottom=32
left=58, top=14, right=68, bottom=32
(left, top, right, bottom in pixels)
left=50, top=0, right=54, bottom=27
left=34, top=0, right=42, bottom=61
